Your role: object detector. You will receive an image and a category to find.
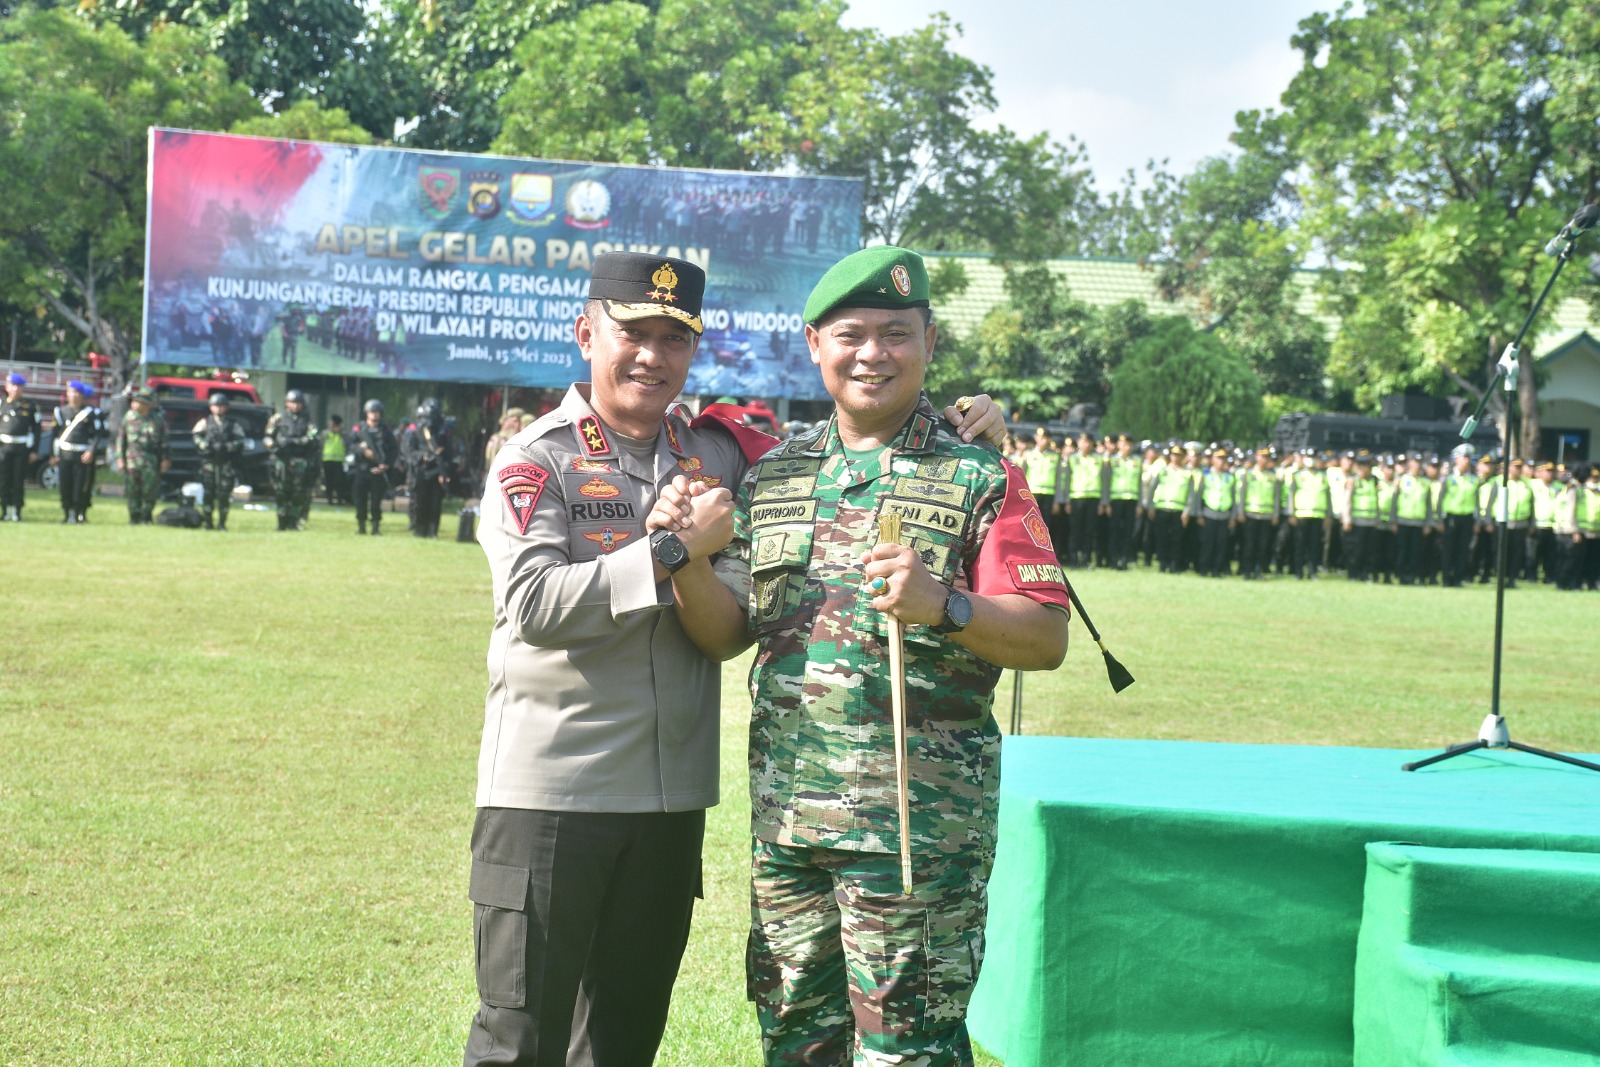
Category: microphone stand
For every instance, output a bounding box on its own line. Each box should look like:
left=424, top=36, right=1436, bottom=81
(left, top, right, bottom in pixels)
left=1404, top=231, right=1600, bottom=773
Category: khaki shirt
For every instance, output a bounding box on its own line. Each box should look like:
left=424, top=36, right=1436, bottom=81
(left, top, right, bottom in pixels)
left=476, top=384, right=749, bottom=813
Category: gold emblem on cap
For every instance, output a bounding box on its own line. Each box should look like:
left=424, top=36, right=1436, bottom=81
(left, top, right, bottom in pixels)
left=648, top=263, right=680, bottom=303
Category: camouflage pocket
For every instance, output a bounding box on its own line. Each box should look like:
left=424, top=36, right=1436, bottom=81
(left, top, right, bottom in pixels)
left=749, top=526, right=812, bottom=633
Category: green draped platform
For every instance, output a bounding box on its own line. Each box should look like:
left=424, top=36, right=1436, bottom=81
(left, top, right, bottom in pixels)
left=1355, top=842, right=1600, bottom=1065
left=967, top=738, right=1600, bottom=1066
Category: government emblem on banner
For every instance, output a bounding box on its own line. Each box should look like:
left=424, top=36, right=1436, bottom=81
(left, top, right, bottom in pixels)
left=510, top=173, right=554, bottom=223
left=565, top=179, right=612, bottom=230
left=467, top=172, right=502, bottom=219
left=420, top=166, right=459, bottom=219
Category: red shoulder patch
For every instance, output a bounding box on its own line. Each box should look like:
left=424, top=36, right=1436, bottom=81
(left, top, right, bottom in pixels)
left=498, top=463, right=550, bottom=535
left=971, top=458, right=1070, bottom=612
left=689, top=411, right=777, bottom=464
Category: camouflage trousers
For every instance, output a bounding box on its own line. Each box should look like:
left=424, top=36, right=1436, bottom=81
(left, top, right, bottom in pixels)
left=124, top=464, right=162, bottom=523
left=198, top=463, right=235, bottom=528
left=747, top=840, right=993, bottom=1067
left=272, top=455, right=318, bottom=527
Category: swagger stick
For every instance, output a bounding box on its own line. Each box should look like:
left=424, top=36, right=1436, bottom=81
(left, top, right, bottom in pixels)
left=876, top=512, right=914, bottom=894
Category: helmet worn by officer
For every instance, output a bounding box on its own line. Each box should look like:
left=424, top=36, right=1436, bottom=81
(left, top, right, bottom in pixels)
left=418, top=397, right=443, bottom=425
left=363, top=398, right=385, bottom=415
left=285, top=389, right=307, bottom=406
left=208, top=393, right=230, bottom=409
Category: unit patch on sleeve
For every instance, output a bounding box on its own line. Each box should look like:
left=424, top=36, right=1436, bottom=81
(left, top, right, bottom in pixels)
left=498, top=463, right=551, bottom=535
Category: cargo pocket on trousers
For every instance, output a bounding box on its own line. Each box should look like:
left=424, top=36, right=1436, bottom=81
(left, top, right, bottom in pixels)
left=469, top=857, right=530, bottom=1009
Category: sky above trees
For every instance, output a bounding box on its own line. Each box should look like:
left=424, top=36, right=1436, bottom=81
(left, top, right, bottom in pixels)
left=842, top=0, right=1319, bottom=189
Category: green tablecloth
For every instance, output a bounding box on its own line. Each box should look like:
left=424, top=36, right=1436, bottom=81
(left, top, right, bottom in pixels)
left=967, top=738, right=1600, bottom=1066
left=1355, top=842, right=1600, bottom=1065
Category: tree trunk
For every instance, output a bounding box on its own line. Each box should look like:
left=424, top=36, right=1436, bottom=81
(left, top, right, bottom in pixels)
left=1517, top=344, right=1541, bottom=461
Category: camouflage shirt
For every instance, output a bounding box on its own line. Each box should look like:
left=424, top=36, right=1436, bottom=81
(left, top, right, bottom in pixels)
left=116, top=408, right=168, bottom=469
left=716, top=395, right=1070, bottom=857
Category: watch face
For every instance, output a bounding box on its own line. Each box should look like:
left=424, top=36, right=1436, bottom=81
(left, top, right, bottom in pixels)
left=946, top=590, right=974, bottom=629
left=653, top=530, right=688, bottom=568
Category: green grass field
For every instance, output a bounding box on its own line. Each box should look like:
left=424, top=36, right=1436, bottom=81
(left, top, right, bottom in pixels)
left=2, top=489, right=1595, bottom=1065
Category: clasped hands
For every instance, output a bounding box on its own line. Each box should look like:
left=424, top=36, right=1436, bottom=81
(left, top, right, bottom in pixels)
left=647, top=476, right=948, bottom=627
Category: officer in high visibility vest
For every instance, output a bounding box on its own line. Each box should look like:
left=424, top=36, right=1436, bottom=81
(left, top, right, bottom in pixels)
left=1325, top=451, right=1353, bottom=571
left=1341, top=452, right=1381, bottom=581
left=1189, top=447, right=1240, bottom=577
left=1136, top=441, right=1163, bottom=567
left=1372, top=455, right=1399, bottom=583
left=1020, top=426, right=1060, bottom=528
left=1470, top=454, right=1498, bottom=583
left=1528, top=460, right=1562, bottom=582
left=1390, top=453, right=1435, bottom=585
left=1580, top=464, right=1600, bottom=590
left=1422, top=454, right=1445, bottom=584
left=1049, top=435, right=1076, bottom=562
left=1437, top=446, right=1481, bottom=586
left=1286, top=449, right=1332, bottom=579
left=1552, top=466, right=1585, bottom=590
left=1061, top=431, right=1107, bottom=569
left=1150, top=444, right=1194, bottom=573
left=1238, top=447, right=1281, bottom=580
left=1105, top=433, right=1142, bottom=570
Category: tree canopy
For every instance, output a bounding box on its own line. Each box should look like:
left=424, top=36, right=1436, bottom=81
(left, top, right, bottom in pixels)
left=1257, top=0, right=1600, bottom=455
left=1104, top=317, right=1264, bottom=443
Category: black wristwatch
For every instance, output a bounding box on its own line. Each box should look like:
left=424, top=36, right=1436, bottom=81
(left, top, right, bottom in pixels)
left=650, top=528, right=691, bottom=574
left=934, top=586, right=973, bottom=634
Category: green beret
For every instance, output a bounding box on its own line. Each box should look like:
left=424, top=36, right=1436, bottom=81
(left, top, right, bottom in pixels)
left=803, top=246, right=930, bottom=324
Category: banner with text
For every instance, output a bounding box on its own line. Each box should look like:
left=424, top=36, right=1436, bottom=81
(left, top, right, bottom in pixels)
left=142, top=128, right=863, bottom=397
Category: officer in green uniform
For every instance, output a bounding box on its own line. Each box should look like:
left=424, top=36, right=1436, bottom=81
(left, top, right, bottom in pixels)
left=1373, top=455, right=1399, bottom=583
left=1105, top=433, right=1142, bottom=569
left=1238, top=447, right=1280, bottom=579
left=1341, top=453, right=1380, bottom=581
left=1579, top=465, right=1600, bottom=589
left=1019, top=426, right=1059, bottom=526
left=1060, top=431, right=1105, bottom=568
left=1286, top=448, right=1331, bottom=579
left=649, top=246, right=1070, bottom=1067
left=1150, top=444, right=1193, bottom=573
left=113, top=387, right=170, bottom=524
left=1529, top=461, right=1561, bottom=582
left=1391, top=453, right=1435, bottom=585
left=1438, top=446, right=1480, bottom=586
left=1189, top=447, right=1240, bottom=577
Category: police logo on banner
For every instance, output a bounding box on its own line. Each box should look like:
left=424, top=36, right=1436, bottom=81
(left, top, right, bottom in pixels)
left=419, top=166, right=459, bottom=219
left=510, top=173, right=554, bottom=224
left=467, top=172, right=502, bottom=220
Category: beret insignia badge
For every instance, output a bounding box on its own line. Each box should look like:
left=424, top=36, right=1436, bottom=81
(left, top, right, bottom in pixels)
left=891, top=264, right=912, bottom=297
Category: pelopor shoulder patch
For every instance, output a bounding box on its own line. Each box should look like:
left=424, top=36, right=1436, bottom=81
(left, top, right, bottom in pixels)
left=499, top=462, right=551, bottom=534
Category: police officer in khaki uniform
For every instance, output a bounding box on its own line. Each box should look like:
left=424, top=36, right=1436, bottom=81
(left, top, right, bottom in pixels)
left=467, top=252, right=1006, bottom=1067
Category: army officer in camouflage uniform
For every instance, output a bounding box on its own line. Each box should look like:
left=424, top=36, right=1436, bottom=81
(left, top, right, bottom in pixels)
left=650, top=247, right=1070, bottom=1067
left=113, top=387, right=170, bottom=523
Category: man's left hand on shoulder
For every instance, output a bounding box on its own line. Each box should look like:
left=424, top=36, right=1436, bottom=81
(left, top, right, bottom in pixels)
left=943, top=394, right=1006, bottom=447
